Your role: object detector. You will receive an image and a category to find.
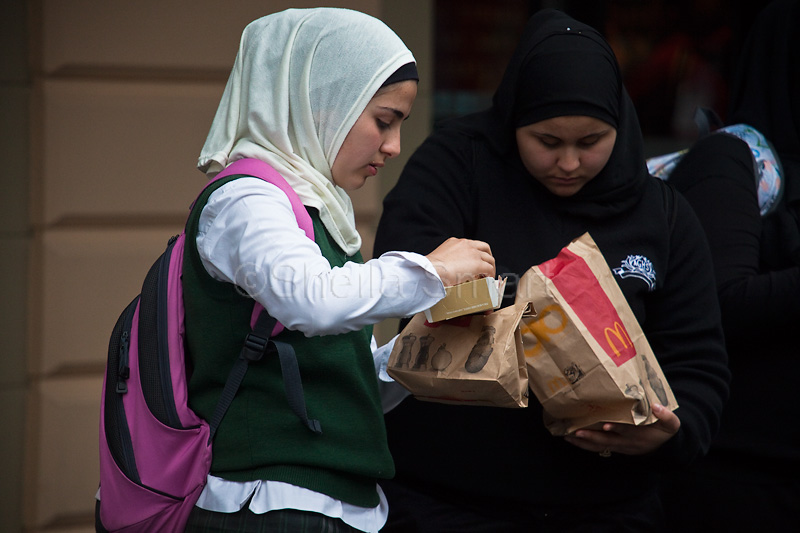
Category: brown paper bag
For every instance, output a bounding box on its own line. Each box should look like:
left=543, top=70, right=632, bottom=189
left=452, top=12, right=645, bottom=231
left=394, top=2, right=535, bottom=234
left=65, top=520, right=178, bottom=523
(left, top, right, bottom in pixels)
left=517, top=232, right=678, bottom=435
left=387, top=303, right=530, bottom=408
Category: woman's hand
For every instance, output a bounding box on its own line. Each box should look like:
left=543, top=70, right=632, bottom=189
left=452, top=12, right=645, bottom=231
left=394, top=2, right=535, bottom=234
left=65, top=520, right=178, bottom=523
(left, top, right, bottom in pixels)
left=426, top=237, right=495, bottom=287
left=563, top=403, right=680, bottom=456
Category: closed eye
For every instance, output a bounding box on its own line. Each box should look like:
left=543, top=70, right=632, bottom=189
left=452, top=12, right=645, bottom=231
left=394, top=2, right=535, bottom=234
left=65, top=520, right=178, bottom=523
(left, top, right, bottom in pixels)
left=538, top=136, right=560, bottom=147
left=578, top=134, right=602, bottom=147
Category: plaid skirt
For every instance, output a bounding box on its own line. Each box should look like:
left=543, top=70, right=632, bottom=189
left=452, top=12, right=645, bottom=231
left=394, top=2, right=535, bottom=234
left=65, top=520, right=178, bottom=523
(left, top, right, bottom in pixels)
left=184, top=507, right=363, bottom=533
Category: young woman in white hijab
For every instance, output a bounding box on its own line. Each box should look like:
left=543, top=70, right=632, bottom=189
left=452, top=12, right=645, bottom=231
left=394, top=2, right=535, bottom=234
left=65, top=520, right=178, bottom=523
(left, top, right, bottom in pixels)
left=182, top=8, right=495, bottom=533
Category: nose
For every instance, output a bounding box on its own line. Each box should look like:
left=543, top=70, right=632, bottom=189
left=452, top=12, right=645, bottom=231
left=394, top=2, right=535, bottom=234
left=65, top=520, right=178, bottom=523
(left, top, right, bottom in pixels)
left=557, top=147, right=580, bottom=174
left=381, top=129, right=402, bottom=159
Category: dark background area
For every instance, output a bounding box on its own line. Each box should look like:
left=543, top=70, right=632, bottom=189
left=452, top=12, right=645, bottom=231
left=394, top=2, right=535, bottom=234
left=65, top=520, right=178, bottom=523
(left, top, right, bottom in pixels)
left=433, top=0, right=772, bottom=150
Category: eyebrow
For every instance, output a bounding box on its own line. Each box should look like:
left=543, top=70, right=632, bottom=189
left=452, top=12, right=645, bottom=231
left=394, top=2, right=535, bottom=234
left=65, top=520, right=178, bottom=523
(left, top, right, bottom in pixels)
left=536, top=129, right=609, bottom=140
left=379, top=106, right=410, bottom=120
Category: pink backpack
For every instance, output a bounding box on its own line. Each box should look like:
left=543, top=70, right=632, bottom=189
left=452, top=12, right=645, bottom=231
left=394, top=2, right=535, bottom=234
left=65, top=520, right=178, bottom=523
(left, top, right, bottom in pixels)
left=97, top=159, right=320, bottom=532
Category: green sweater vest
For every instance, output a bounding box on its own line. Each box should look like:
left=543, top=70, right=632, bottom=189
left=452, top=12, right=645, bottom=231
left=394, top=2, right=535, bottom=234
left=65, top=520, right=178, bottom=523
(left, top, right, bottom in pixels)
left=183, top=176, right=393, bottom=508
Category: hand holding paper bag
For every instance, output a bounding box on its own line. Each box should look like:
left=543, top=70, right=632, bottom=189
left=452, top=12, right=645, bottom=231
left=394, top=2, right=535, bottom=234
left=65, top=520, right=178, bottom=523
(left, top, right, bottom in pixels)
left=518, top=232, right=679, bottom=436
left=387, top=232, right=678, bottom=428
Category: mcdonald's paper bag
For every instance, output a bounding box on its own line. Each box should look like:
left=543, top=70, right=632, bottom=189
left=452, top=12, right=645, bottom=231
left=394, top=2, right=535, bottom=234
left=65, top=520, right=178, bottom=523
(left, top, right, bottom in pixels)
left=387, top=303, right=530, bottom=408
left=517, top=233, right=678, bottom=436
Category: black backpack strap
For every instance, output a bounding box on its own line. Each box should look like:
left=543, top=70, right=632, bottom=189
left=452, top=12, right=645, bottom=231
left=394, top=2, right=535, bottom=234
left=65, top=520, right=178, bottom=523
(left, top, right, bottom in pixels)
left=271, top=338, right=323, bottom=434
left=207, top=309, right=322, bottom=444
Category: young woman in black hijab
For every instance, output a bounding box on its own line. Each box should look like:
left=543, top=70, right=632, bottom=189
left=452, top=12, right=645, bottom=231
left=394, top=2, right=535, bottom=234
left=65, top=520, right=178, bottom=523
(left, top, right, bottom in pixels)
left=373, top=8, right=730, bottom=531
left=659, top=1, right=800, bottom=530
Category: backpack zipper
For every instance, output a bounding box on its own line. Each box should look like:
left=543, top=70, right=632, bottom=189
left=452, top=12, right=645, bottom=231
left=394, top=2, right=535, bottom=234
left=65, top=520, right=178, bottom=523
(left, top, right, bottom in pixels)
left=115, top=298, right=141, bottom=483
left=116, top=330, right=130, bottom=394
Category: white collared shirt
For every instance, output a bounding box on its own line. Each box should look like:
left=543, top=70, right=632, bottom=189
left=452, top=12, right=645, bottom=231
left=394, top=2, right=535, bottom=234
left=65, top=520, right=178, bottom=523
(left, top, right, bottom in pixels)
left=193, top=177, right=437, bottom=531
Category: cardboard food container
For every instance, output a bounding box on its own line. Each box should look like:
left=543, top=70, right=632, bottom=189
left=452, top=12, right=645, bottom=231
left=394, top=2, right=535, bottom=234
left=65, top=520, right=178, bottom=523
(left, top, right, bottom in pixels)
left=424, top=277, right=507, bottom=322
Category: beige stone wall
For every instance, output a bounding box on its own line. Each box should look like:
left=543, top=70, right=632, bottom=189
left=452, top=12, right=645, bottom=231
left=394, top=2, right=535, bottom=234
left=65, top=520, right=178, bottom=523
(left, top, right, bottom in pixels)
left=1, top=1, right=432, bottom=531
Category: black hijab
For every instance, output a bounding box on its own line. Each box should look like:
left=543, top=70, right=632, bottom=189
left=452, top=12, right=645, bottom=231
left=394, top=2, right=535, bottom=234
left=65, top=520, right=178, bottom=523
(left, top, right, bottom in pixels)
left=451, top=8, right=650, bottom=219
left=728, top=0, right=800, bottom=263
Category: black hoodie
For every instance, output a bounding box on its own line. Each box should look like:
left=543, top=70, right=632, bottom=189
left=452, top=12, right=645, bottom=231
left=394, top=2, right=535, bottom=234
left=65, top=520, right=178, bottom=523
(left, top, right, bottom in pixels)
left=373, top=8, right=730, bottom=523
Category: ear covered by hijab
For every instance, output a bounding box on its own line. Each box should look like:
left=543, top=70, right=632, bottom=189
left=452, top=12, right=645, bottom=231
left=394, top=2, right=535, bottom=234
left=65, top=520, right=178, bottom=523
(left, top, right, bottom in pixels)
left=198, top=8, right=416, bottom=256
left=464, top=8, right=649, bottom=218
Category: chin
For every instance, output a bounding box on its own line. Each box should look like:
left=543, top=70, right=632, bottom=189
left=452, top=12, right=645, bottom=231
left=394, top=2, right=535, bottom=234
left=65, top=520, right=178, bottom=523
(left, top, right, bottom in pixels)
left=548, top=186, right=581, bottom=197
left=341, top=177, right=369, bottom=191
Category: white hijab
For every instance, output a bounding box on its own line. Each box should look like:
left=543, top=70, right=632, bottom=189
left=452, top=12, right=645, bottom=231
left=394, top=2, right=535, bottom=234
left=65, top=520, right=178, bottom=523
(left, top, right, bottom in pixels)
left=198, top=8, right=415, bottom=256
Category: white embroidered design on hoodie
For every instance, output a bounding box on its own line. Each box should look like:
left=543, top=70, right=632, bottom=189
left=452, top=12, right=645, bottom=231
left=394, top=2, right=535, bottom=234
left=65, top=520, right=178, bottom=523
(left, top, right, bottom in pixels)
left=613, top=255, right=656, bottom=291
